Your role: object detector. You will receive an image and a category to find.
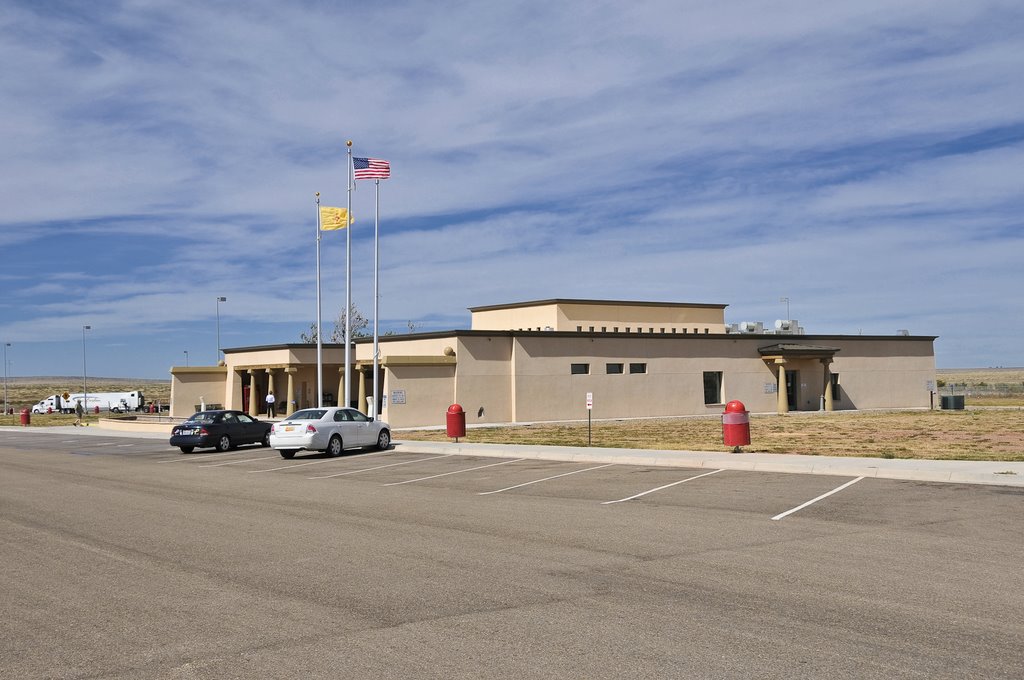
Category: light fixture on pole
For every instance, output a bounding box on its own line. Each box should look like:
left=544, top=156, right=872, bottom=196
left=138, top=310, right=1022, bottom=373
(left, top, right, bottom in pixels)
left=3, top=342, right=10, bottom=416
left=184, top=350, right=189, bottom=367
left=215, top=296, right=227, bottom=363
left=82, top=325, right=91, bottom=412
left=780, top=296, right=790, bottom=321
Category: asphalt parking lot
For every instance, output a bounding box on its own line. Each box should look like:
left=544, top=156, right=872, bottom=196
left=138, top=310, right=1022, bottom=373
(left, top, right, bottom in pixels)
left=2, top=429, right=1023, bottom=679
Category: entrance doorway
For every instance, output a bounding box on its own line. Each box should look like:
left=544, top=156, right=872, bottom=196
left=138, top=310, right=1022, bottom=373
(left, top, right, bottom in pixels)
left=785, top=370, right=799, bottom=411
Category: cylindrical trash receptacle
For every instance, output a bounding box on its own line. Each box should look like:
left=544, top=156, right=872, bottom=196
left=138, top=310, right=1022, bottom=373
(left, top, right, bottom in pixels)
left=446, top=403, right=466, bottom=440
left=93, top=405, right=100, bottom=414
left=20, top=408, right=31, bottom=426
left=722, top=400, right=750, bottom=451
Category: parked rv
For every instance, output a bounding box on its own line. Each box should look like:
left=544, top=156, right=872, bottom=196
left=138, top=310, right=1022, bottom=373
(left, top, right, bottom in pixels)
left=31, top=390, right=146, bottom=414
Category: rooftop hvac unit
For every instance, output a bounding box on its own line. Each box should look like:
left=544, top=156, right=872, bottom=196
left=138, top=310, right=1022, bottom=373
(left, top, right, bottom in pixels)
left=774, top=320, right=804, bottom=335
left=897, top=329, right=910, bottom=336
left=738, top=321, right=764, bottom=333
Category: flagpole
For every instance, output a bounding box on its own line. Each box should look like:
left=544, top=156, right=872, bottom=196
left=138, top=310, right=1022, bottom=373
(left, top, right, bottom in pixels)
left=315, top=192, right=323, bottom=408
left=344, top=141, right=353, bottom=409
left=372, top=178, right=380, bottom=419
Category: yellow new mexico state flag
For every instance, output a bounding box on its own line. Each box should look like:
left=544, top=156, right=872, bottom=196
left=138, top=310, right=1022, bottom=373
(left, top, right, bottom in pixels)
left=320, top=206, right=353, bottom=230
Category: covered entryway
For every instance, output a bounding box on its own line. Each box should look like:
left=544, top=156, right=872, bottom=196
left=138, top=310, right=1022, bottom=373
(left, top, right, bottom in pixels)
left=759, top=343, right=840, bottom=414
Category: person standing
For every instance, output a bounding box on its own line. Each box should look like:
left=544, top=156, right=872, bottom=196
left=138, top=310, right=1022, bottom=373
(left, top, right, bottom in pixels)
left=74, top=399, right=84, bottom=426
left=265, top=390, right=276, bottom=418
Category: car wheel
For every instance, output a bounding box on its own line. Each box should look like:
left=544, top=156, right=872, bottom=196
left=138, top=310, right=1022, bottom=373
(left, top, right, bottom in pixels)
left=279, top=449, right=297, bottom=459
left=262, top=431, right=271, bottom=447
left=376, top=429, right=391, bottom=450
left=327, top=435, right=343, bottom=457
left=179, top=446, right=194, bottom=454
left=216, top=435, right=232, bottom=452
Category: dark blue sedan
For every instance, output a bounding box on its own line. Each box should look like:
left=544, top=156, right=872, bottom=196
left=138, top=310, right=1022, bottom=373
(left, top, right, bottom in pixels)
left=170, top=410, right=272, bottom=453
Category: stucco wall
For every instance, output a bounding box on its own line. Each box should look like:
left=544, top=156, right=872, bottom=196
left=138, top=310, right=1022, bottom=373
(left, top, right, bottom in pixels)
left=169, top=368, right=227, bottom=417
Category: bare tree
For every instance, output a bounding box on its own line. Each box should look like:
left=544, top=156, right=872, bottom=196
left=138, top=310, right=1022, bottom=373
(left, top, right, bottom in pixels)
left=300, top=304, right=370, bottom=343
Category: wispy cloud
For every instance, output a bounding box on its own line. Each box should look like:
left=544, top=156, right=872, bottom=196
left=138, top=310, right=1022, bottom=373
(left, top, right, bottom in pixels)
left=1, top=0, right=1022, bottom=376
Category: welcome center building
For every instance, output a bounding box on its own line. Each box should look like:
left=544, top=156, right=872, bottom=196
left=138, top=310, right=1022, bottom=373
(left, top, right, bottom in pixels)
left=169, top=298, right=937, bottom=428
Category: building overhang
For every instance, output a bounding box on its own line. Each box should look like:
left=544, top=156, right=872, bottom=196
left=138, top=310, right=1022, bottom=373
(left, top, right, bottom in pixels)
left=758, top=343, right=841, bottom=361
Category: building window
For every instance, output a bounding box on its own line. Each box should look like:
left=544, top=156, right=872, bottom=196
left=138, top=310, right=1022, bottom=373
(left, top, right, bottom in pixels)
left=629, top=363, right=647, bottom=374
left=831, top=373, right=841, bottom=400
left=682, top=328, right=688, bottom=334
left=571, top=363, right=590, bottom=375
left=649, top=328, right=654, bottom=333
left=626, top=327, right=631, bottom=332
left=704, top=328, right=710, bottom=334
left=601, top=326, right=607, bottom=332
left=613, top=327, right=619, bottom=332
left=588, top=326, right=595, bottom=332
left=606, top=363, right=624, bottom=374
left=693, top=328, right=699, bottom=334
left=703, top=371, right=723, bottom=404
left=660, top=328, right=665, bottom=333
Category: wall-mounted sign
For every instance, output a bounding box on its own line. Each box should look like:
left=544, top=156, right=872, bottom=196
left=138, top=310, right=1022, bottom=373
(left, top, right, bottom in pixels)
left=390, top=390, right=406, bottom=405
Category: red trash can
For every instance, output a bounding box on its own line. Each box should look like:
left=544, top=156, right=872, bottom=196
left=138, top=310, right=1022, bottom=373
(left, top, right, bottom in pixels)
left=722, top=400, right=750, bottom=451
left=446, top=403, right=466, bottom=440
left=20, top=408, right=31, bottom=426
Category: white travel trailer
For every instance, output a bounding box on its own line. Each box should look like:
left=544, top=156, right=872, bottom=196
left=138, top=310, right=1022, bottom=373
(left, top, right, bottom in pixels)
left=32, top=390, right=146, bottom=414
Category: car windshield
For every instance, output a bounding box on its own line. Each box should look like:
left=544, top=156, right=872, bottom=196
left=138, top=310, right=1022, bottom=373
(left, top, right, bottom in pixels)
left=288, top=409, right=327, bottom=421
left=186, top=412, right=220, bottom=424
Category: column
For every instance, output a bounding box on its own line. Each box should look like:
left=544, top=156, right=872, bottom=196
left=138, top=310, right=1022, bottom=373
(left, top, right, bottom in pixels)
left=247, top=370, right=258, bottom=417
left=285, top=368, right=296, bottom=416
left=358, top=368, right=367, bottom=414
left=776, top=359, right=789, bottom=414
left=822, top=358, right=834, bottom=412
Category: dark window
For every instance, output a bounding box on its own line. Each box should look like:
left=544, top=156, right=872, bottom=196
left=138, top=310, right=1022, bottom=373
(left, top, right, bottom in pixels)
left=703, top=371, right=723, bottom=404
left=571, top=363, right=590, bottom=375
left=577, top=326, right=582, bottom=332
left=606, top=363, right=624, bottom=374
left=629, top=363, right=647, bottom=374
left=831, top=373, right=841, bottom=400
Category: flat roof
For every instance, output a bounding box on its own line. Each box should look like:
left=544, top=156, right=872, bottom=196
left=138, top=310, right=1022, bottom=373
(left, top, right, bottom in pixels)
left=468, top=298, right=729, bottom=312
left=223, top=331, right=936, bottom=354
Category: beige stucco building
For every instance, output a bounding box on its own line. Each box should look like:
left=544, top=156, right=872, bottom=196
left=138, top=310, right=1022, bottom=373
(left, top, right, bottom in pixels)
left=169, top=299, right=937, bottom=428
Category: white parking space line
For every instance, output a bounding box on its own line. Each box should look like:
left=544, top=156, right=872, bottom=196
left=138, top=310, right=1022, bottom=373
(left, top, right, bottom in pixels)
left=116, top=444, right=135, bottom=447
left=198, top=455, right=281, bottom=468
left=601, top=468, right=725, bottom=505
left=478, top=464, right=615, bottom=496
left=157, top=450, right=252, bottom=463
left=382, top=458, right=526, bottom=486
left=771, top=476, right=865, bottom=521
left=309, top=454, right=452, bottom=479
left=245, top=448, right=395, bottom=473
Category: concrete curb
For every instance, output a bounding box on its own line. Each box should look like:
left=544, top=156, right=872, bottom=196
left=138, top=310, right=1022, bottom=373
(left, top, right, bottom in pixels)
left=392, top=440, right=1024, bottom=488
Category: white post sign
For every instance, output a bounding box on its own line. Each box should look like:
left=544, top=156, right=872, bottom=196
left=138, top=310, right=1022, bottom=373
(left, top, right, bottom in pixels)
left=586, top=392, right=593, bottom=410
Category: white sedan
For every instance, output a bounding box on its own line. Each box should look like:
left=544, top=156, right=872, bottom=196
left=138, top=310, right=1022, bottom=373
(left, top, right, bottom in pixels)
left=269, top=407, right=391, bottom=459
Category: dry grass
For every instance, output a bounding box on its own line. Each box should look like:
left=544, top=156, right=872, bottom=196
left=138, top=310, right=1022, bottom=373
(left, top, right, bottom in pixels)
left=403, top=409, right=1024, bottom=462
left=0, top=378, right=171, bottom=427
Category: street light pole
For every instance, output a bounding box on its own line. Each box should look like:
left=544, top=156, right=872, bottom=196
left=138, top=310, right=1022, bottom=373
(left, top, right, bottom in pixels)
left=184, top=350, right=189, bottom=367
left=216, top=296, right=227, bottom=364
left=82, top=325, right=91, bottom=412
left=3, top=342, right=10, bottom=416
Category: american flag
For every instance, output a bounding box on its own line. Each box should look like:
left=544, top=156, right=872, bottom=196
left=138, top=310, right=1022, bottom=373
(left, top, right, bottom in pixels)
left=353, top=157, right=390, bottom=180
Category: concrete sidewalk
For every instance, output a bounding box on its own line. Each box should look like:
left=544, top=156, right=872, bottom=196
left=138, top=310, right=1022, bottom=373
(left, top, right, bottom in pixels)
left=4, top=425, right=1023, bottom=488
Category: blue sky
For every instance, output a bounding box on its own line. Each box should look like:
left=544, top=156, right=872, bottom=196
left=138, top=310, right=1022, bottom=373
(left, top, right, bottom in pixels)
left=1, top=0, right=1022, bottom=379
